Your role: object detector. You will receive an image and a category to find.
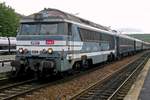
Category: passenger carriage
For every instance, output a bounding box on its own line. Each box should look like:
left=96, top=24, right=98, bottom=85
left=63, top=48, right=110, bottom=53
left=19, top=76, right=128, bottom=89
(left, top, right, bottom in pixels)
left=0, top=37, right=16, bottom=54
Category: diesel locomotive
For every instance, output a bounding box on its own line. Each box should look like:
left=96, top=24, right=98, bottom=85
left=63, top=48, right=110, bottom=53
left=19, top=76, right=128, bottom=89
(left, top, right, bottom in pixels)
left=11, top=8, right=150, bottom=77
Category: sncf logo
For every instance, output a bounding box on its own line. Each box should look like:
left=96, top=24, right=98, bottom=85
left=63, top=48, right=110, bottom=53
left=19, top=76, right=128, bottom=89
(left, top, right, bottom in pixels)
left=46, top=40, right=54, bottom=45
left=31, top=41, right=40, bottom=45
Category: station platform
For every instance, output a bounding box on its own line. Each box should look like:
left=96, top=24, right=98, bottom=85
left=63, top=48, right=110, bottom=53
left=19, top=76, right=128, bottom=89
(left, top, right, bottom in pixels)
left=124, top=59, right=150, bottom=100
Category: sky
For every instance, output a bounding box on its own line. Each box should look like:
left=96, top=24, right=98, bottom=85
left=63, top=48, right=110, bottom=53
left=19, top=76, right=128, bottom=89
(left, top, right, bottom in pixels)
left=1, top=0, right=150, bottom=33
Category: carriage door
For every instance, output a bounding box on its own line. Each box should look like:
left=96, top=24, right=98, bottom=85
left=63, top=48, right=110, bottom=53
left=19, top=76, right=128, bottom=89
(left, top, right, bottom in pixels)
left=67, top=24, right=81, bottom=61
left=67, top=23, right=74, bottom=60
left=116, top=36, right=120, bottom=57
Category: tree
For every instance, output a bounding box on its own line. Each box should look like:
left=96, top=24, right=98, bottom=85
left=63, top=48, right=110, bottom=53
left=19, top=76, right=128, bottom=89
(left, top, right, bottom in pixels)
left=0, top=3, right=20, bottom=37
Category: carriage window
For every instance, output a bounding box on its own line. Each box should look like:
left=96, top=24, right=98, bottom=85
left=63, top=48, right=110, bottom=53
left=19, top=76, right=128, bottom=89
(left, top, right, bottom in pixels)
left=100, top=42, right=110, bottom=51
left=101, top=33, right=115, bottom=50
left=79, top=28, right=100, bottom=42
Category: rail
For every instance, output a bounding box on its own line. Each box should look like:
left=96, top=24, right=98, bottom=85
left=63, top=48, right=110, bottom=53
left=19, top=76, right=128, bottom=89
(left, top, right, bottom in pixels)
left=107, top=54, right=149, bottom=100
left=0, top=52, right=148, bottom=99
left=0, top=79, right=36, bottom=100
left=70, top=52, right=149, bottom=100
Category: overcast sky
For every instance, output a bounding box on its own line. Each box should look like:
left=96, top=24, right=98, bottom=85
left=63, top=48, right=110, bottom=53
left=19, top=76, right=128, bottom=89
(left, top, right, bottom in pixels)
left=1, top=0, right=150, bottom=33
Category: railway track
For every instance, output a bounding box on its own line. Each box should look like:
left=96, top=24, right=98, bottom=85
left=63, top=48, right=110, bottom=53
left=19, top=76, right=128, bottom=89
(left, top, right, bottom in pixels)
left=0, top=72, right=29, bottom=88
left=0, top=60, right=116, bottom=100
left=0, top=52, right=147, bottom=100
left=0, top=79, right=36, bottom=100
left=0, top=72, right=15, bottom=87
left=14, top=52, right=148, bottom=100
left=70, top=53, right=149, bottom=100
left=0, top=72, right=9, bottom=79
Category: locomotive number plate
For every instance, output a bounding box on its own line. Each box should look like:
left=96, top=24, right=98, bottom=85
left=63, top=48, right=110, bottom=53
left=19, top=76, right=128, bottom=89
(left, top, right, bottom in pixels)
left=31, top=50, right=39, bottom=55
left=31, top=41, right=40, bottom=45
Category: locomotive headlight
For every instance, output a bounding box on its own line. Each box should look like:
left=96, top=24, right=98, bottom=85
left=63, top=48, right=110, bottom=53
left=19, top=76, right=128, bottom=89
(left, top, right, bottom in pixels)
left=18, top=48, right=23, bottom=53
left=47, top=48, right=53, bottom=54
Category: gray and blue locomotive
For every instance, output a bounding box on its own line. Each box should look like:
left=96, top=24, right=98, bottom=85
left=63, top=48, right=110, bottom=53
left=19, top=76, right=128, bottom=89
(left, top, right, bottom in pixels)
left=11, top=8, right=150, bottom=77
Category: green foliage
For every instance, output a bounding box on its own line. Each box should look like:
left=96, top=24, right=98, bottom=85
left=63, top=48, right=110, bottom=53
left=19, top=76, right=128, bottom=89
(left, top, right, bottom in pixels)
left=0, top=3, right=20, bottom=37
left=128, top=34, right=150, bottom=43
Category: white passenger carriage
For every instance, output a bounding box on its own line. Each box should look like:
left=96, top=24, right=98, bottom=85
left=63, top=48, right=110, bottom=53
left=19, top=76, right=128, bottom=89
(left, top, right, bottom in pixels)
left=0, top=37, right=16, bottom=54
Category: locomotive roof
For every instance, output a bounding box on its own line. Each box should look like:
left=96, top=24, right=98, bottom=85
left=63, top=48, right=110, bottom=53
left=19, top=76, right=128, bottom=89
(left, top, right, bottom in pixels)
left=21, top=8, right=149, bottom=43
left=22, top=8, right=110, bottom=32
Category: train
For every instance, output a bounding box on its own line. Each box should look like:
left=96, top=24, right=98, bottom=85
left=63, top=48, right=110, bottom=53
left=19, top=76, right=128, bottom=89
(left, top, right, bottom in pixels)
left=10, top=8, right=150, bottom=78
left=0, top=37, right=16, bottom=54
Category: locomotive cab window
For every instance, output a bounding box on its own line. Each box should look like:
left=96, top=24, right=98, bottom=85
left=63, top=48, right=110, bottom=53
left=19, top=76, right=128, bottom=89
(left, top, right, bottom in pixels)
left=20, top=22, right=68, bottom=35
left=20, top=23, right=39, bottom=35
left=40, top=24, right=58, bottom=35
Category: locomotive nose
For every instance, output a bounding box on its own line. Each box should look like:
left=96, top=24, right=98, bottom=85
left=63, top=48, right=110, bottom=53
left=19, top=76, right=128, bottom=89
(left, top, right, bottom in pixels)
left=32, top=60, right=55, bottom=72
left=41, top=61, right=55, bottom=69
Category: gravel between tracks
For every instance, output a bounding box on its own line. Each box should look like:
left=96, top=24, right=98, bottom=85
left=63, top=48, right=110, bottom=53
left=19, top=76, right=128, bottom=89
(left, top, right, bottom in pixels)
left=18, top=53, right=144, bottom=100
